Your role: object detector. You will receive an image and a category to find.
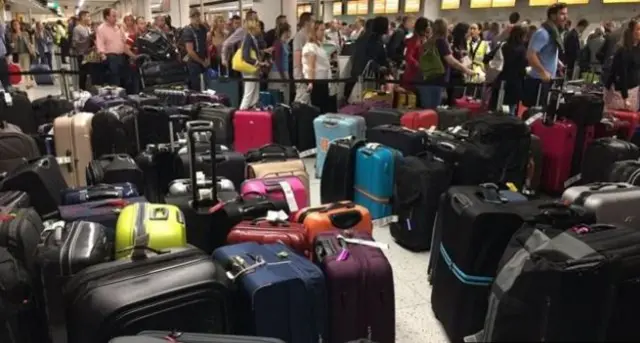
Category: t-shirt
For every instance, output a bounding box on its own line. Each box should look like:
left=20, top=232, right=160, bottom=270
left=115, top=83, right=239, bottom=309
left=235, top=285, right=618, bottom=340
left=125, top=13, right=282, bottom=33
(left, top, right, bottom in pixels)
left=181, top=24, right=208, bottom=60
left=425, top=37, right=452, bottom=84
left=302, top=42, right=332, bottom=80
left=72, top=25, right=91, bottom=55
left=292, top=29, right=308, bottom=79
left=528, top=27, right=559, bottom=79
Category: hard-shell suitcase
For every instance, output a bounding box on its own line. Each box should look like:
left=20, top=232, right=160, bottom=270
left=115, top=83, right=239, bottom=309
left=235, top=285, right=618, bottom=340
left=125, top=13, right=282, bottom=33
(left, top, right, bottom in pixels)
left=212, top=242, right=327, bottom=343
left=454, top=90, right=484, bottom=115
left=227, top=219, right=310, bottom=257
left=0, top=207, right=43, bottom=274
left=367, top=124, right=427, bottom=156
left=608, top=109, right=640, bottom=141
left=595, top=115, right=632, bottom=140
left=291, top=103, right=321, bottom=152
left=60, top=183, right=139, bottom=205
left=530, top=118, right=577, bottom=193
left=0, top=121, right=41, bottom=174
left=59, top=197, right=147, bottom=230
left=65, top=246, right=232, bottom=343
left=111, top=332, right=286, bottom=343
left=54, top=112, right=95, bottom=188
left=259, top=90, right=282, bottom=107
left=240, top=176, right=308, bottom=215
left=394, top=90, right=417, bottom=110
left=115, top=203, right=187, bottom=259
left=524, top=134, right=543, bottom=195
left=400, top=109, right=438, bottom=130
left=313, top=114, right=366, bottom=178
left=581, top=138, right=640, bottom=184
left=562, top=182, right=640, bottom=229
left=314, top=232, right=395, bottom=343
left=246, top=159, right=309, bottom=195
left=294, top=201, right=373, bottom=244
left=353, top=143, right=399, bottom=219
left=195, top=103, right=235, bottom=147
left=435, top=107, right=471, bottom=130
left=86, top=154, right=144, bottom=191
left=608, top=160, right=640, bottom=185
left=233, top=110, right=273, bottom=153
left=361, top=108, right=403, bottom=129
left=320, top=136, right=365, bottom=204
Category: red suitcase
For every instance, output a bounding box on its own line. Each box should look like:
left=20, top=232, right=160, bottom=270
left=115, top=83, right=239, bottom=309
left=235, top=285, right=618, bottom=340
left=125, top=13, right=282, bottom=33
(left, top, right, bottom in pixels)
left=608, top=110, right=639, bottom=141
left=531, top=118, right=577, bottom=193
left=401, top=110, right=438, bottom=129
left=595, top=115, right=633, bottom=140
left=227, top=219, right=311, bottom=257
left=454, top=87, right=484, bottom=115
left=233, top=110, right=273, bottom=153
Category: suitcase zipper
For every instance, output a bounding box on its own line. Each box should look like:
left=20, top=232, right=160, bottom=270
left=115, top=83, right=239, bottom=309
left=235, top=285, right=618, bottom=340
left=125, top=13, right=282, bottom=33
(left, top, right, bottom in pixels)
left=65, top=221, right=82, bottom=276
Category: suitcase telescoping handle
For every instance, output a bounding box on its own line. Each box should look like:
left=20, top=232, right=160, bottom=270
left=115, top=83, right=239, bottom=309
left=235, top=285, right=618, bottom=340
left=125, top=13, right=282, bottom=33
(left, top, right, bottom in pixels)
left=187, top=120, right=217, bottom=209
left=168, top=114, right=192, bottom=151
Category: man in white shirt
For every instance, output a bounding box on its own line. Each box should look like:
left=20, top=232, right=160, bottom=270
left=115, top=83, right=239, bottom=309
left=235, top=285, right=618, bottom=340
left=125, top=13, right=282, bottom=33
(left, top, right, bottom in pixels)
left=325, top=19, right=342, bottom=47
left=293, top=12, right=314, bottom=103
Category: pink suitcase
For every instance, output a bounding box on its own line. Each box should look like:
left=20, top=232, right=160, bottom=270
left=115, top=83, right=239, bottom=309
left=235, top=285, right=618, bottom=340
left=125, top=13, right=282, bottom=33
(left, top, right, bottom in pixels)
left=240, top=176, right=309, bottom=216
left=233, top=110, right=273, bottom=153
left=531, top=118, right=577, bottom=194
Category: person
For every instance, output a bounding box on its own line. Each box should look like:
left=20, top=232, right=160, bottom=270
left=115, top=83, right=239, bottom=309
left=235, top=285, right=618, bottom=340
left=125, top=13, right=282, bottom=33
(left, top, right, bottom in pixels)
left=387, top=15, right=414, bottom=66
left=485, top=22, right=500, bottom=46
left=0, top=21, right=9, bottom=88
left=524, top=3, right=568, bottom=106
left=182, top=9, right=209, bottom=91
left=325, top=19, right=343, bottom=48
left=264, top=15, right=287, bottom=48
left=303, top=21, right=335, bottom=113
left=492, top=24, right=528, bottom=115
left=598, top=16, right=640, bottom=82
left=54, top=20, right=69, bottom=64
left=604, top=19, right=640, bottom=111
left=72, top=11, right=93, bottom=90
left=230, top=15, right=242, bottom=34
left=468, top=23, right=490, bottom=80
left=585, top=28, right=605, bottom=74
left=207, top=15, right=228, bottom=72
left=447, top=22, right=471, bottom=105
left=269, top=22, right=291, bottom=104
left=95, top=8, right=137, bottom=88
left=402, top=17, right=429, bottom=107
left=221, top=10, right=258, bottom=70
left=495, top=12, right=520, bottom=43
left=34, top=22, right=54, bottom=69
left=238, top=19, right=268, bottom=110
left=123, top=15, right=137, bottom=37
left=136, top=16, right=148, bottom=34
left=350, top=17, right=365, bottom=40
left=293, top=12, right=315, bottom=103
left=9, top=19, right=35, bottom=88
left=154, top=16, right=168, bottom=32
left=563, top=18, right=589, bottom=80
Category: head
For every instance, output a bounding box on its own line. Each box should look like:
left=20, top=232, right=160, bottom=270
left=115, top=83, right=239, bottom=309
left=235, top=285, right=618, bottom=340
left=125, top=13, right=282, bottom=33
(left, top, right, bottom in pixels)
left=431, top=18, right=448, bottom=39
left=526, top=25, right=538, bottom=42
left=401, top=15, right=415, bottom=31
left=509, top=12, right=520, bottom=25
left=576, top=19, right=589, bottom=33
left=165, top=15, right=172, bottom=27
left=593, top=27, right=604, bottom=38
left=103, top=8, right=118, bottom=26
left=371, top=16, right=390, bottom=36
left=299, top=12, right=314, bottom=31
left=212, top=15, right=226, bottom=31
left=451, top=22, right=470, bottom=48
left=189, top=9, right=202, bottom=25
left=414, top=17, right=430, bottom=38
left=565, top=19, right=572, bottom=30
left=231, top=15, right=241, bottom=29
left=277, top=22, right=292, bottom=41
left=78, top=10, right=90, bottom=25
left=154, top=15, right=166, bottom=28
left=469, top=23, right=480, bottom=39
left=622, top=19, right=640, bottom=49
left=355, top=17, right=365, bottom=29
left=123, top=14, right=135, bottom=29
left=490, top=22, right=500, bottom=34
left=547, top=3, right=568, bottom=28
left=507, top=24, right=527, bottom=45
left=245, top=19, right=261, bottom=36
left=330, top=19, right=340, bottom=30
left=308, top=20, right=325, bottom=44
left=245, top=10, right=257, bottom=22
left=10, top=19, right=20, bottom=32
left=276, top=15, right=287, bottom=27
left=36, top=21, right=43, bottom=31
left=136, top=17, right=147, bottom=32
left=483, top=21, right=490, bottom=31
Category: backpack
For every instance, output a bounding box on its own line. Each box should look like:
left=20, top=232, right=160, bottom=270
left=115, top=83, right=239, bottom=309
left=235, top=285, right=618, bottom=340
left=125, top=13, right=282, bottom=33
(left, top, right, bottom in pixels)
left=420, top=41, right=445, bottom=80
left=0, top=122, right=41, bottom=174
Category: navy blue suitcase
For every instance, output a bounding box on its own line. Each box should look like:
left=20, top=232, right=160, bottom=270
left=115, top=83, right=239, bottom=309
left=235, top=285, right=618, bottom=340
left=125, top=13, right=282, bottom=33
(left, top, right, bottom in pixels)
left=83, top=95, right=130, bottom=113
left=58, top=197, right=146, bottom=232
left=212, top=242, right=327, bottom=343
left=60, top=183, right=139, bottom=205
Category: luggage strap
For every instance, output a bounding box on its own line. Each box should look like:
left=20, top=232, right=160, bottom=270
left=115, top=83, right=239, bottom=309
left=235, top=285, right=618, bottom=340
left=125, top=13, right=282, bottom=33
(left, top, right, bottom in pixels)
left=353, top=187, right=390, bottom=204
left=439, top=243, right=494, bottom=286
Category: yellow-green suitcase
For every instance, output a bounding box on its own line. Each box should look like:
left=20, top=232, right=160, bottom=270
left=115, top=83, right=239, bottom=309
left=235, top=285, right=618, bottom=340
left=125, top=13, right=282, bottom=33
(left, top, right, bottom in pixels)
left=115, top=202, right=187, bottom=259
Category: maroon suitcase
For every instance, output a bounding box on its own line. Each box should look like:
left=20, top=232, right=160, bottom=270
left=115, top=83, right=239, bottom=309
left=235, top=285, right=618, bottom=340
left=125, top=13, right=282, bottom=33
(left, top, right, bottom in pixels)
left=314, top=232, right=395, bottom=343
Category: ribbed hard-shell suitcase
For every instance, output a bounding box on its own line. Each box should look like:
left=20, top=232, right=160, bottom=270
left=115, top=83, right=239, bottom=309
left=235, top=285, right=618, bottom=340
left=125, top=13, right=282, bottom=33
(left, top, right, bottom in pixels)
left=233, top=110, right=273, bottom=153
left=294, top=201, right=373, bottom=244
left=240, top=176, right=308, bottom=216
left=562, top=182, right=640, bottom=230
left=353, top=143, right=399, bottom=219
left=530, top=118, right=577, bottom=193
left=54, top=112, right=94, bottom=188
left=313, top=114, right=366, bottom=178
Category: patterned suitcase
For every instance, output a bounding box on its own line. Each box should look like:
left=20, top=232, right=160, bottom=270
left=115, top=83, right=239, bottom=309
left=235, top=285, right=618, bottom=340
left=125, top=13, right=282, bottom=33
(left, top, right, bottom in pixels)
left=313, top=114, right=366, bottom=178
left=530, top=118, right=577, bottom=193
left=233, top=110, right=273, bottom=153
left=54, top=112, right=95, bottom=188
left=353, top=143, right=399, bottom=219
left=401, top=109, right=439, bottom=130
left=240, top=176, right=309, bottom=215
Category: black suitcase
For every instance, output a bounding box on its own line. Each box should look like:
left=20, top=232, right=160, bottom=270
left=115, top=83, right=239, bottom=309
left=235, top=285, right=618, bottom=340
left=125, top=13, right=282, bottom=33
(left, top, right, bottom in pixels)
left=291, top=102, right=320, bottom=152
left=320, top=136, right=364, bottom=204
left=126, top=94, right=161, bottom=108
left=31, top=95, right=73, bottom=126
left=436, top=107, right=471, bottom=130
left=524, top=134, right=543, bottom=196
left=136, top=144, right=183, bottom=203
left=608, top=159, right=640, bottom=185
left=0, top=190, right=30, bottom=208
left=86, top=154, right=144, bottom=191
left=111, top=331, right=286, bottom=343
left=271, top=105, right=294, bottom=146
left=91, top=105, right=140, bottom=157
left=581, top=137, right=640, bottom=184
left=37, top=220, right=112, bottom=343
left=367, top=124, right=428, bottom=156
left=245, top=144, right=299, bottom=163
left=0, top=89, right=38, bottom=134
left=140, top=60, right=188, bottom=89
left=0, top=122, right=41, bottom=174
left=391, top=154, right=451, bottom=251
left=195, top=103, right=235, bottom=147
left=64, top=245, right=231, bottom=343
left=136, top=105, right=178, bottom=148
left=0, top=156, right=67, bottom=217
left=362, top=108, right=403, bottom=130
left=0, top=207, right=43, bottom=275
left=178, top=147, right=246, bottom=191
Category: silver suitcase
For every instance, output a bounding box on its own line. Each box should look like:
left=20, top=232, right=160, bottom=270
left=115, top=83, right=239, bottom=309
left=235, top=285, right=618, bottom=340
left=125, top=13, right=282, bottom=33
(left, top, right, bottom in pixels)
left=168, top=176, right=235, bottom=196
left=562, top=182, right=640, bottom=229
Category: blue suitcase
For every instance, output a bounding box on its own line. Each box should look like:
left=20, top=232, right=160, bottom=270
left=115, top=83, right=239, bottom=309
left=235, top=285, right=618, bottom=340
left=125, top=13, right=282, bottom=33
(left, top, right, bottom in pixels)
left=259, top=90, right=282, bottom=107
left=354, top=143, right=399, bottom=219
left=313, top=114, right=366, bottom=178
left=212, top=242, right=327, bottom=343
left=60, top=182, right=139, bottom=205
left=30, top=64, right=54, bottom=85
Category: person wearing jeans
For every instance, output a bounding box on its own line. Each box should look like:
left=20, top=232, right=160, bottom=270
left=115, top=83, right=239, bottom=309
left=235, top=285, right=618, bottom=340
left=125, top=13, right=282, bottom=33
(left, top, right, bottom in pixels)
left=95, top=8, right=136, bottom=88
left=239, top=20, right=267, bottom=109
left=182, top=9, right=209, bottom=91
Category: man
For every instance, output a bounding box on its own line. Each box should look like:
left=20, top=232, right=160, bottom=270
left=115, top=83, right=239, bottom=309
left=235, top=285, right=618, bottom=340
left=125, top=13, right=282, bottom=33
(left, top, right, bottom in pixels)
left=562, top=18, right=589, bottom=80
left=293, top=12, right=314, bottom=103
left=325, top=19, right=343, bottom=47
left=264, top=15, right=287, bottom=48
left=494, top=11, right=520, bottom=43
left=0, top=21, right=9, bottom=88
left=72, top=11, right=92, bottom=90
left=525, top=3, right=568, bottom=106
left=221, top=10, right=258, bottom=69
left=182, top=9, right=209, bottom=91
left=230, top=15, right=242, bottom=34
left=386, top=15, right=414, bottom=66
left=95, top=8, right=136, bottom=88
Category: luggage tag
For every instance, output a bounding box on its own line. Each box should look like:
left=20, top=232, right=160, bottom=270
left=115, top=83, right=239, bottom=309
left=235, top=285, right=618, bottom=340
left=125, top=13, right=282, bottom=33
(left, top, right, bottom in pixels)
left=265, top=210, right=289, bottom=222
left=278, top=181, right=299, bottom=212
left=336, top=234, right=389, bottom=250
left=563, top=173, right=581, bottom=188
left=299, top=148, right=317, bottom=158
left=525, top=112, right=544, bottom=126
left=40, top=220, right=66, bottom=243
left=372, top=215, right=398, bottom=227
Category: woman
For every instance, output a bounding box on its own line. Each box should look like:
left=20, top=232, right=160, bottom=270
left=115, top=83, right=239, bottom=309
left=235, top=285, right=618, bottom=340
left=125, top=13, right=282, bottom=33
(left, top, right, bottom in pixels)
left=34, top=21, right=54, bottom=69
left=269, top=23, right=292, bottom=105
left=492, top=24, right=528, bottom=115
left=207, top=15, right=227, bottom=71
left=350, top=17, right=365, bottom=41
left=467, top=23, right=490, bottom=82
left=136, top=16, right=148, bottom=34
left=9, top=20, right=35, bottom=88
left=604, top=20, right=640, bottom=111
left=402, top=17, right=429, bottom=101
left=238, top=20, right=268, bottom=110
left=303, top=21, right=335, bottom=114
left=123, top=15, right=137, bottom=38
left=447, top=22, right=471, bottom=105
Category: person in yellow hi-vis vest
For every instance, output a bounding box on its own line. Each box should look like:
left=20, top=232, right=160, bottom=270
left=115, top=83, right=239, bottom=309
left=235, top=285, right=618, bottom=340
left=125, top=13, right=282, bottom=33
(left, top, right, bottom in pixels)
left=467, top=23, right=490, bottom=84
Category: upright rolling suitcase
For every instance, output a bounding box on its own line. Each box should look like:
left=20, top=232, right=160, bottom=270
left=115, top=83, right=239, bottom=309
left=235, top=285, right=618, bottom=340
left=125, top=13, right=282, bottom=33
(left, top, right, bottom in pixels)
left=320, top=136, right=365, bottom=204
left=177, top=147, right=247, bottom=191
left=291, top=103, right=321, bottom=152
left=0, top=121, right=41, bottom=174
left=233, top=110, right=273, bottom=153
left=361, top=108, right=403, bottom=129
left=580, top=137, right=640, bottom=184
left=400, top=109, right=438, bottom=130
left=54, top=112, right=95, bottom=188
left=294, top=202, right=373, bottom=243
left=530, top=117, right=577, bottom=193
left=367, top=124, right=428, bottom=156
left=562, top=182, right=640, bottom=229
left=195, top=103, right=235, bottom=147
left=91, top=105, right=139, bottom=157
left=313, top=114, right=366, bottom=178
left=353, top=143, right=399, bottom=219
left=240, top=176, right=308, bottom=215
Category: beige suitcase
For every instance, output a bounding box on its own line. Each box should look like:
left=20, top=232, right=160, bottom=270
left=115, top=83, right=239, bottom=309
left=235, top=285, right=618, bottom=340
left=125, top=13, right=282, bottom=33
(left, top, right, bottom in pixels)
left=247, top=159, right=310, bottom=194
left=54, top=112, right=94, bottom=188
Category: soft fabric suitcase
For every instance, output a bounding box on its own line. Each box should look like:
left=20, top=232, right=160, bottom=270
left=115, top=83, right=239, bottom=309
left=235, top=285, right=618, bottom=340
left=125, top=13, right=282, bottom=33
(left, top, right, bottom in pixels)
left=361, top=108, right=403, bottom=129
left=54, top=112, right=95, bottom=188
left=367, top=124, right=428, bottom=156
left=270, top=105, right=294, bottom=146
left=294, top=201, right=373, bottom=244
left=195, top=103, right=235, bottom=147
left=313, top=114, right=366, bottom=178
left=212, top=242, right=327, bottom=343
left=435, top=107, right=471, bottom=130
left=353, top=143, right=399, bottom=219
left=140, top=60, right=188, bottom=89
left=524, top=134, right=543, bottom=195
left=111, top=332, right=286, bottom=343
left=240, top=176, right=308, bottom=215
left=425, top=130, right=492, bottom=185
left=314, top=232, right=395, bottom=343
left=136, top=106, right=176, bottom=148
left=246, top=159, right=309, bottom=195
left=177, top=147, right=247, bottom=190
left=168, top=177, right=235, bottom=197
left=0, top=207, right=43, bottom=274
left=291, top=103, right=321, bottom=152
left=320, top=136, right=365, bottom=204
left=126, top=94, right=161, bottom=108
left=400, top=109, right=438, bottom=130
left=233, top=110, right=273, bottom=153
left=59, top=197, right=147, bottom=231
left=31, top=96, right=74, bottom=126
left=115, top=202, right=187, bottom=259
left=0, top=121, right=41, bottom=174
left=530, top=118, right=577, bottom=193
left=0, top=156, right=67, bottom=217
left=608, top=109, right=640, bottom=141
left=580, top=137, right=640, bottom=184
left=86, top=154, right=144, bottom=191
left=83, top=95, right=129, bottom=113
left=227, top=219, right=310, bottom=257
left=259, top=90, right=282, bottom=107
left=0, top=89, right=38, bottom=134
left=562, top=182, right=640, bottom=229
left=0, top=190, right=30, bottom=208
left=608, top=160, right=640, bottom=185
left=91, top=105, right=139, bottom=157
left=61, top=182, right=139, bottom=205
left=30, top=64, right=54, bottom=85
left=65, top=245, right=232, bottom=343
left=245, top=144, right=299, bottom=164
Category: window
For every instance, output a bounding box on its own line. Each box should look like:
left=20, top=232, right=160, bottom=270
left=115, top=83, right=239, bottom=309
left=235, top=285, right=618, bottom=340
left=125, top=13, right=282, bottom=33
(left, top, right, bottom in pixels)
left=529, top=0, right=555, bottom=5
left=296, top=4, right=312, bottom=18
left=441, top=0, right=461, bottom=9
left=491, top=0, right=516, bottom=6
left=346, top=0, right=368, bottom=15
left=603, top=0, right=639, bottom=2
left=404, top=0, right=420, bottom=12
left=373, top=0, right=399, bottom=14
left=333, top=2, right=343, bottom=15
left=470, top=0, right=492, bottom=8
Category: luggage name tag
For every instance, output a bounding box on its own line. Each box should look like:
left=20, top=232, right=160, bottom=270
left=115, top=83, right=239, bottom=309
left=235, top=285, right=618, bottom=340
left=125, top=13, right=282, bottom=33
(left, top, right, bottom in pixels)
left=564, top=173, right=581, bottom=188
left=226, top=255, right=267, bottom=281
left=3, top=92, right=13, bottom=107
left=372, top=215, right=398, bottom=227
left=40, top=220, right=65, bottom=243
left=299, top=148, right=317, bottom=158
left=265, top=210, right=289, bottom=222
left=525, top=113, right=543, bottom=126
left=279, top=181, right=299, bottom=212
left=337, top=234, right=389, bottom=250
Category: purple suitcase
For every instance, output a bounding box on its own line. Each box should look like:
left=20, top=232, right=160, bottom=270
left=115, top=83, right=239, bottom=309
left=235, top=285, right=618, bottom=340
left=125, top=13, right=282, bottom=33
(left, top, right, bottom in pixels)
left=58, top=196, right=147, bottom=231
left=314, top=232, right=395, bottom=343
left=339, top=101, right=391, bottom=116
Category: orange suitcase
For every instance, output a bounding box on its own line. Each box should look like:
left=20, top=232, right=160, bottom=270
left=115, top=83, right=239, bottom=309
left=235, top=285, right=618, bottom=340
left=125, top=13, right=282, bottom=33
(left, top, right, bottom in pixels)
left=293, top=201, right=372, bottom=244
left=54, top=112, right=94, bottom=187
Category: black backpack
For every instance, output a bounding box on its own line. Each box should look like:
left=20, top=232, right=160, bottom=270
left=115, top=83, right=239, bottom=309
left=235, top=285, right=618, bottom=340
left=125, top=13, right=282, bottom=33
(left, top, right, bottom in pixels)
left=0, top=247, right=39, bottom=343
left=0, top=122, right=41, bottom=174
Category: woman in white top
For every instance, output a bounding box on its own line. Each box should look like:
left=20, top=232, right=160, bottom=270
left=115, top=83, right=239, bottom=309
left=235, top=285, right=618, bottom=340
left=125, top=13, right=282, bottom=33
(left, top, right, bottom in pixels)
left=303, top=21, right=335, bottom=114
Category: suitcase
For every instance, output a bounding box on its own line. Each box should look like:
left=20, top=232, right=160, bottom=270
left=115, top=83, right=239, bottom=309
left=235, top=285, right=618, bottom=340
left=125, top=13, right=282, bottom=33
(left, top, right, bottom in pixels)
left=394, top=89, right=417, bottom=110
left=233, top=110, right=273, bottom=153
left=608, top=109, right=640, bottom=141
left=339, top=103, right=370, bottom=116
left=524, top=134, right=543, bottom=195
left=391, top=155, right=452, bottom=251
left=61, top=183, right=139, bottom=205
left=226, top=219, right=310, bottom=257
left=454, top=95, right=483, bottom=115
left=177, top=147, right=247, bottom=191
left=37, top=220, right=112, bottom=343
left=0, top=121, right=41, bottom=174
left=135, top=144, right=183, bottom=203
left=135, top=106, right=177, bottom=148
left=0, top=89, right=38, bottom=134
left=168, top=176, right=235, bottom=197
left=400, top=109, right=438, bottom=130
left=240, top=176, right=309, bottom=215
left=259, top=90, right=282, bottom=107
left=595, top=115, right=633, bottom=140
left=0, top=190, right=30, bottom=208
left=59, top=197, right=147, bottom=230
left=65, top=245, right=232, bottom=343
left=291, top=103, right=321, bottom=152
left=54, top=112, right=95, bottom=188
left=0, top=207, right=43, bottom=274
left=294, top=201, right=373, bottom=244
left=245, top=144, right=299, bottom=164
left=31, top=96, right=74, bottom=126
left=126, top=93, right=161, bottom=108
left=362, top=90, right=393, bottom=106
left=320, top=136, right=365, bottom=204
left=91, top=105, right=140, bottom=157
left=7, top=62, right=22, bottom=85
left=530, top=118, right=577, bottom=193
left=353, top=143, right=399, bottom=219
left=361, top=108, right=403, bottom=129
left=83, top=95, right=130, bottom=113
left=367, top=124, right=428, bottom=156
left=211, top=242, right=327, bottom=343
left=86, top=154, right=144, bottom=192
left=608, top=160, right=640, bottom=185
left=188, top=91, right=231, bottom=107
left=0, top=156, right=67, bottom=217
left=30, top=64, right=54, bottom=85
left=270, top=105, right=294, bottom=146
left=435, top=107, right=471, bottom=130
left=562, top=182, right=640, bottom=229
left=112, top=332, right=286, bottom=343
left=140, top=60, right=188, bottom=89
left=195, top=103, right=235, bottom=147
left=314, top=232, right=395, bottom=343
left=246, top=159, right=309, bottom=195
left=313, top=114, right=366, bottom=178
left=581, top=138, right=640, bottom=184
left=94, top=86, right=127, bottom=98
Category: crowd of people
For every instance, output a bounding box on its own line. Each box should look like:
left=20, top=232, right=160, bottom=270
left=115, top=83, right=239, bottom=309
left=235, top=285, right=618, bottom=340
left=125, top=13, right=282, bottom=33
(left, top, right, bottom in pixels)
left=1, top=3, right=639, bottom=114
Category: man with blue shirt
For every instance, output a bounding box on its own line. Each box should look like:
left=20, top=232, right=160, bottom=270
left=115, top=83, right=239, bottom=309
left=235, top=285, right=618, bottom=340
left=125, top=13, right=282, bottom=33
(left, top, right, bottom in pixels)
left=182, top=9, right=209, bottom=91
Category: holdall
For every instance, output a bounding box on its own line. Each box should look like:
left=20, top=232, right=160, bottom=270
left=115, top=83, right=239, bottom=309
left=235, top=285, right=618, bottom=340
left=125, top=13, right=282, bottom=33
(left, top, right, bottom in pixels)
left=608, top=159, right=640, bottom=185
left=400, top=109, right=438, bottom=130
left=245, top=143, right=299, bottom=164
left=320, top=136, right=365, bottom=204
left=65, top=245, right=232, bottom=343
left=294, top=201, right=373, bottom=244
left=0, top=121, right=41, bottom=174
left=0, top=206, right=43, bottom=272
left=353, top=143, right=400, bottom=220
left=291, top=102, right=321, bottom=152
left=233, top=110, right=273, bottom=154
left=110, top=332, right=286, bottom=343
left=139, top=60, right=188, bottom=89
left=580, top=138, right=640, bottom=184
left=240, top=176, right=309, bottom=216
left=194, top=102, right=235, bottom=147
left=361, top=108, right=404, bottom=130
left=313, top=114, right=366, bottom=178
left=314, top=232, right=394, bottom=343
left=86, top=154, right=144, bottom=191
left=0, top=156, right=67, bottom=217
left=212, top=242, right=327, bottom=343
left=61, top=182, right=139, bottom=205
left=212, top=192, right=290, bottom=229
left=367, top=124, right=428, bottom=156
left=562, top=182, right=640, bottom=229
left=227, top=218, right=310, bottom=257
left=435, top=107, right=471, bottom=130
left=91, top=105, right=140, bottom=157
left=0, top=88, right=39, bottom=134
left=53, top=112, right=95, bottom=188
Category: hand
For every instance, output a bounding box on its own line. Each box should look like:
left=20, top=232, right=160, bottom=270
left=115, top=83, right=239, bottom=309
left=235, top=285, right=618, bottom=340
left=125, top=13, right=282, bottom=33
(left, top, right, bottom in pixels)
left=307, top=83, right=313, bottom=92
left=263, top=47, right=274, bottom=54
left=540, top=70, right=552, bottom=82
left=464, top=68, right=477, bottom=77
left=100, top=53, right=106, bottom=61
left=625, top=99, right=632, bottom=110
left=201, top=59, right=210, bottom=68
left=221, top=60, right=228, bottom=67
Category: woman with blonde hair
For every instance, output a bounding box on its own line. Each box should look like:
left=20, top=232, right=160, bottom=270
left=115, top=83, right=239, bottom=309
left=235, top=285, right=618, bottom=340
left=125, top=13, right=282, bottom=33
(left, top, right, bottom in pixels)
left=207, top=15, right=228, bottom=70
left=9, top=20, right=35, bottom=88
left=303, top=21, right=336, bottom=113
left=238, top=19, right=269, bottom=109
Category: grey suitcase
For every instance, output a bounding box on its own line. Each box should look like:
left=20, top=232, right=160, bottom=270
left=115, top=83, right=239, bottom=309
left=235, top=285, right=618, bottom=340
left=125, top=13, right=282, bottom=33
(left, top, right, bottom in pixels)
left=562, top=182, right=640, bottom=229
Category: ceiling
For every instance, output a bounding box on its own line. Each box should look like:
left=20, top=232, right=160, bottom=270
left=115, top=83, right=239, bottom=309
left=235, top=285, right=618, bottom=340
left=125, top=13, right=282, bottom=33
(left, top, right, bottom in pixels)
left=7, top=0, right=58, bottom=15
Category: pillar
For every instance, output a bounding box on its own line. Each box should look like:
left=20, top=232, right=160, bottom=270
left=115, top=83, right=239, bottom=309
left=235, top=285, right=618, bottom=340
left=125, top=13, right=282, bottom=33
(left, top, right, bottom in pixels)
left=169, top=0, right=189, bottom=28
left=136, top=0, right=152, bottom=21
left=252, top=0, right=296, bottom=31
left=422, top=1, right=440, bottom=21
left=323, top=1, right=333, bottom=23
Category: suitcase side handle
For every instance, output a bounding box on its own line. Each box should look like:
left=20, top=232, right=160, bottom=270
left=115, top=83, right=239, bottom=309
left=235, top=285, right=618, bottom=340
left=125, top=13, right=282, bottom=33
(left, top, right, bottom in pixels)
left=187, top=123, right=217, bottom=209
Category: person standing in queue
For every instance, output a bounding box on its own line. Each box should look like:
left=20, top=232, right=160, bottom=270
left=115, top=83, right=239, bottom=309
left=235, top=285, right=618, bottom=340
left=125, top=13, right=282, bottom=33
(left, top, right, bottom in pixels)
left=182, top=9, right=209, bottom=91
left=95, top=8, right=137, bottom=88
left=72, top=10, right=93, bottom=90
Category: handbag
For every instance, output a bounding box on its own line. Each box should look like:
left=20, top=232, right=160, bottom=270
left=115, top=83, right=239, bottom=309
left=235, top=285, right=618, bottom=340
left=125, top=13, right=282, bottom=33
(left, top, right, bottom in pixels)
left=232, top=35, right=260, bottom=74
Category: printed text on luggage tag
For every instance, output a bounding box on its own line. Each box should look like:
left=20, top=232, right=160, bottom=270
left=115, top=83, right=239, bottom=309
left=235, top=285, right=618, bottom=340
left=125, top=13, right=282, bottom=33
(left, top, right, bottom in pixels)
left=372, top=215, right=398, bottom=228
left=300, top=148, right=317, bottom=158
left=525, top=113, right=544, bottom=126
left=279, top=182, right=299, bottom=212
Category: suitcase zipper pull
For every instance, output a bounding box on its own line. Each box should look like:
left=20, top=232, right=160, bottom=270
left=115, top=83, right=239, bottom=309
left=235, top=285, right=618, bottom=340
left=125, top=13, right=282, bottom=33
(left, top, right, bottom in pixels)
left=337, top=248, right=349, bottom=261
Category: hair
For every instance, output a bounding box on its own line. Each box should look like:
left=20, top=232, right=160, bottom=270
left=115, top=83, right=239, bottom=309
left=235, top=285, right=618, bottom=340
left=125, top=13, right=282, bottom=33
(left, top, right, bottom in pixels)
left=621, top=19, right=639, bottom=49
left=123, top=14, right=135, bottom=26
left=577, top=19, right=589, bottom=28
left=78, top=10, right=89, bottom=19
left=277, top=22, right=291, bottom=38
left=401, top=15, right=412, bottom=25
left=414, top=17, right=430, bottom=37
left=507, top=24, right=527, bottom=45
left=355, top=17, right=365, bottom=26
left=136, top=16, right=146, bottom=24
left=244, top=19, right=261, bottom=35
left=431, top=18, right=448, bottom=40
left=102, top=8, right=112, bottom=20
left=547, top=3, right=567, bottom=20
left=231, top=15, right=241, bottom=21
left=371, top=16, right=389, bottom=35
left=259, top=20, right=265, bottom=32
left=276, top=15, right=286, bottom=23
left=308, top=20, right=324, bottom=44
left=245, top=10, right=256, bottom=20
left=451, top=22, right=470, bottom=49
left=490, top=22, right=500, bottom=33
left=10, top=19, right=19, bottom=33
left=299, top=12, right=313, bottom=28
left=509, top=12, right=520, bottom=25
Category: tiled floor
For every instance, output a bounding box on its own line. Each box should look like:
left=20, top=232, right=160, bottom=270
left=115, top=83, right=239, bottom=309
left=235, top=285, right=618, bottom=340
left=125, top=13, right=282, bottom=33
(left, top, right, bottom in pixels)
left=25, top=84, right=450, bottom=343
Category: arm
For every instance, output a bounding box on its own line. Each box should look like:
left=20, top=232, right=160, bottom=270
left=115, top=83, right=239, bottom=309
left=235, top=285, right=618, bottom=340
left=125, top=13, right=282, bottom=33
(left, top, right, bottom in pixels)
left=221, top=28, right=244, bottom=64
left=526, top=30, right=550, bottom=78
left=616, top=50, right=629, bottom=99
left=95, top=26, right=106, bottom=55
left=439, top=39, right=473, bottom=75
left=293, top=35, right=303, bottom=77
left=241, top=34, right=258, bottom=66
left=306, top=48, right=317, bottom=82
left=273, top=41, right=286, bottom=77
left=405, top=41, right=419, bottom=69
